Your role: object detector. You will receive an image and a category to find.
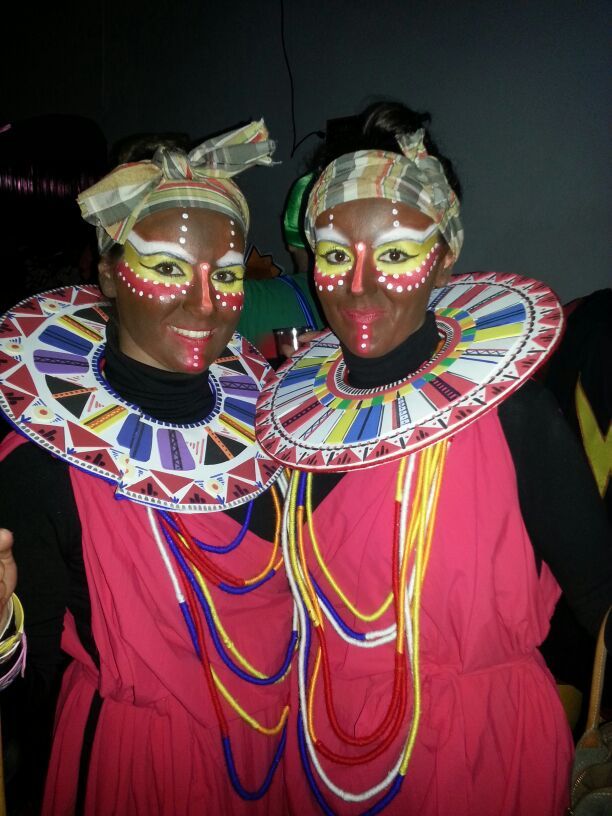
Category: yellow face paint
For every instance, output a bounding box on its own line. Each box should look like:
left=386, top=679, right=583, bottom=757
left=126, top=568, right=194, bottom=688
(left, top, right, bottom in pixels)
left=119, top=243, right=245, bottom=309
left=314, top=241, right=355, bottom=277
left=373, top=232, right=439, bottom=278
left=210, top=265, right=245, bottom=295
left=119, top=242, right=195, bottom=301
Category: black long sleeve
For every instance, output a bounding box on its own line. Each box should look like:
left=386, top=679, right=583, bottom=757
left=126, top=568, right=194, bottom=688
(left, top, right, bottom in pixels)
left=498, top=380, right=612, bottom=640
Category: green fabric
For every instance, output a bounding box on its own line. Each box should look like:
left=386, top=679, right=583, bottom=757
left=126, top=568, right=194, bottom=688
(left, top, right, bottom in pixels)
left=282, top=173, right=314, bottom=249
left=238, top=272, right=324, bottom=358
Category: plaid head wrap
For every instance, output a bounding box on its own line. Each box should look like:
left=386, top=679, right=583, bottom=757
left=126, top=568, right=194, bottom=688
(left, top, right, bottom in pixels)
left=305, top=129, right=464, bottom=261
left=78, top=120, right=276, bottom=253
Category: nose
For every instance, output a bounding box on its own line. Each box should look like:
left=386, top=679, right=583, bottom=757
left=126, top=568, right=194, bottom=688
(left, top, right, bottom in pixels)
left=184, top=262, right=214, bottom=317
left=350, top=242, right=371, bottom=295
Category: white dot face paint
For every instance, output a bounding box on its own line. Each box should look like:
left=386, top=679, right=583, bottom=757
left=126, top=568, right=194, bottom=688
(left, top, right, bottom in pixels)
left=311, top=198, right=450, bottom=360
left=110, top=208, right=247, bottom=375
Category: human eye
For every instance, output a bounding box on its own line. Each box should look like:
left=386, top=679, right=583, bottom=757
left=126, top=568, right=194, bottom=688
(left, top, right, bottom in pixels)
left=151, top=261, right=186, bottom=278
left=137, top=253, right=193, bottom=283
left=315, top=241, right=354, bottom=275
left=210, top=265, right=245, bottom=292
left=377, top=247, right=414, bottom=264
left=324, top=248, right=351, bottom=265
left=374, top=240, right=431, bottom=276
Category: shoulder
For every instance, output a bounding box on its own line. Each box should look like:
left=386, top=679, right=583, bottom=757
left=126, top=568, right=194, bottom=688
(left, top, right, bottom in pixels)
left=0, top=434, right=74, bottom=525
left=0, top=434, right=71, bottom=480
left=498, top=378, right=566, bottom=437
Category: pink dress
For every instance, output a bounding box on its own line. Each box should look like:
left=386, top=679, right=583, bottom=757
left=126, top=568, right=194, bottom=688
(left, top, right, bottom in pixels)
left=284, top=409, right=573, bottom=816
left=34, top=464, right=293, bottom=815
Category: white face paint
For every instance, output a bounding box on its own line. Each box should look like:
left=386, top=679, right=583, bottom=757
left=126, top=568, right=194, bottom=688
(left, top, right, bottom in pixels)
left=314, top=225, right=350, bottom=246
left=126, top=232, right=197, bottom=265
left=216, top=249, right=245, bottom=267
left=372, top=222, right=438, bottom=248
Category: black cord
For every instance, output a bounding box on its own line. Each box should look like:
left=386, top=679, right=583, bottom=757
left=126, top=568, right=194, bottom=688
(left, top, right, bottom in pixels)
left=279, top=0, right=297, bottom=156
left=279, top=0, right=324, bottom=157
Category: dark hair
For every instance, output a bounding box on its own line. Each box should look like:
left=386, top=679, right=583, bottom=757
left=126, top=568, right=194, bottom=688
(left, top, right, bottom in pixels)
left=109, top=131, right=191, bottom=166
left=307, top=102, right=462, bottom=200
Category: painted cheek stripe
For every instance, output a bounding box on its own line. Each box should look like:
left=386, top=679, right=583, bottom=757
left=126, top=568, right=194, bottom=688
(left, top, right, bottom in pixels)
left=350, top=242, right=366, bottom=295
left=213, top=290, right=245, bottom=312
left=377, top=242, right=441, bottom=293
left=314, top=266, right=347, bottom=293
left=117, top=260, right=192, bottom=302
left=195, top=263, right=213, bottom=313
left=360, top=323, right=371, bottom=353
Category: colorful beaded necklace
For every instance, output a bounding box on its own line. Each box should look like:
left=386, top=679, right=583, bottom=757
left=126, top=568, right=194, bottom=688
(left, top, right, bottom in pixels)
left=284, top=441, right=448, bottom=813
left=148, top=473, right=297, bottom=801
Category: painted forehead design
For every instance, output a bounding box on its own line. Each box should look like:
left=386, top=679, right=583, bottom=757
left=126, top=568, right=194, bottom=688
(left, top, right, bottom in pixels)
left=373, top=222, right=438, bottom=247
left=216, top=250, right=244, bottom=266
left=314, top=225, right=350, bottom=244
left=314, top=220, right=438, bottom=248
left=118, top=211, right=245, bottom=311
left=126, top=231, right=197, bottom=264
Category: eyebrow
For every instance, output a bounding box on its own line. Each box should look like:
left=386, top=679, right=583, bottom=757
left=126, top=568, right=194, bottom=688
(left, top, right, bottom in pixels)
left=127, top=233, right=197, bottom=264
left=216, top=250, right=244, bottom=267
left=314, top=225, right=350, bottom=245
left=372, top=223, right=438, bottom=248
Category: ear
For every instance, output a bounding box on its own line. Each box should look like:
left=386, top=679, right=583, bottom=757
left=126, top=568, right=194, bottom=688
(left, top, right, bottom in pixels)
left=98, top=255, right=119, bottom=298
left=433, top=247, right=455, bottom=288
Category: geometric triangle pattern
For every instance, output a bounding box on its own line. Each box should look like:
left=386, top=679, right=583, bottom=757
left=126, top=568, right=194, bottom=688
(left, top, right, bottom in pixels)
left=256, top=272, right=564, bottom=472
left=0, top=285, right=282, bottom=512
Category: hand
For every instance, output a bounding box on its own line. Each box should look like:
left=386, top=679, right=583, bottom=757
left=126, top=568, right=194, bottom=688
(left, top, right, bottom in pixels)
left=280, top=330, right=322, bottom=358
left=0, top=529, right=16, bottom=632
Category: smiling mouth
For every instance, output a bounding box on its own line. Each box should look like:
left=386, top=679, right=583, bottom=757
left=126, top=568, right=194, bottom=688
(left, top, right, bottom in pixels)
left=169, top=326, right=214, bottom=339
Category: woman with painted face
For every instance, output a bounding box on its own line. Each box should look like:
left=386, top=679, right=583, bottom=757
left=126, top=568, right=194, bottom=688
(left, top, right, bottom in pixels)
left=255, top=103, right=612, bottom=815
left=0, top=121, right=295, bottom=815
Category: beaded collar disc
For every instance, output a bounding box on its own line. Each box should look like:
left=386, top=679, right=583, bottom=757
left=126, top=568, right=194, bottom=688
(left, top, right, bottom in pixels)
left=0, top=285, right=281, bottom=512
left=256, top=272, right=563, bottom=472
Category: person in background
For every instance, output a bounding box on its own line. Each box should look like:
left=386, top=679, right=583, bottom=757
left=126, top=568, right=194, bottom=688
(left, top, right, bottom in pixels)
left=0, top=120, right=294, bottom=815
left=237, top=172, right=323, bottom=363
left=255, top=101, right=612, bottom=816
left=282, top=173, right=314, bottom=275
left=539, top=286, right=612, bottom=729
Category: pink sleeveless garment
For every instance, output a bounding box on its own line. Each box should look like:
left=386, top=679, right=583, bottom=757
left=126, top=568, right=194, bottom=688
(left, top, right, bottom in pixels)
left=284, top=409, right=573, bottom=816
left=0, top=431, right=293, bottom=816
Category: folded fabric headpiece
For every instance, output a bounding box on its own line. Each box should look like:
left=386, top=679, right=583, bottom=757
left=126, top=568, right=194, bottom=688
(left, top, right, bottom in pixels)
left=304, top=129, right=464, bottom=261
left=78, top=119, right=276, bottom=252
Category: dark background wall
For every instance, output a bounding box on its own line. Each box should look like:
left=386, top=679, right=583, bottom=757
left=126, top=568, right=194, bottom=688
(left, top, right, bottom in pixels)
left=2, top=0, right=610, bottom=302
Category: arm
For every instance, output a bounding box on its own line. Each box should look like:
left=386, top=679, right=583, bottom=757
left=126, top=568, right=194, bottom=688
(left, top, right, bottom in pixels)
left=0, top=442, right=79, bottom=694
left=499, top=380, right=612, bottom=641
left=0, top=440, right=82, bottom=805
left=0, top=528, right=16, bottom=631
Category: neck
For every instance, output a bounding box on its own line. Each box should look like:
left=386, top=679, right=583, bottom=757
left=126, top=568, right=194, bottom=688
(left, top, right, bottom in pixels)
left=342, top=311, right=438, bottom=389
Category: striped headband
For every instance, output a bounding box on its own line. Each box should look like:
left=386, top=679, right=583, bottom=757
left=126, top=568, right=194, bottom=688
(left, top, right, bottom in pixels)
left=305, top=129, right=464, bottom=261
left=78, top=119, right=276, bottom=252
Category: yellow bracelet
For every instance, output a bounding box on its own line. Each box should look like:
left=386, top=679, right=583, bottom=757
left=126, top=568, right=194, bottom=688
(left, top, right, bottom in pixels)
left=0, top=594, right=24, bottom=658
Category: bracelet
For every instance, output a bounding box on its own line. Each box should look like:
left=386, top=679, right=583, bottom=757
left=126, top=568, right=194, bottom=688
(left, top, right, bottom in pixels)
left=0, top=597, right=13, bottom=640
left=0, top=594, right=24, bottom=659
left=0, top=632, right=26, bottom=692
